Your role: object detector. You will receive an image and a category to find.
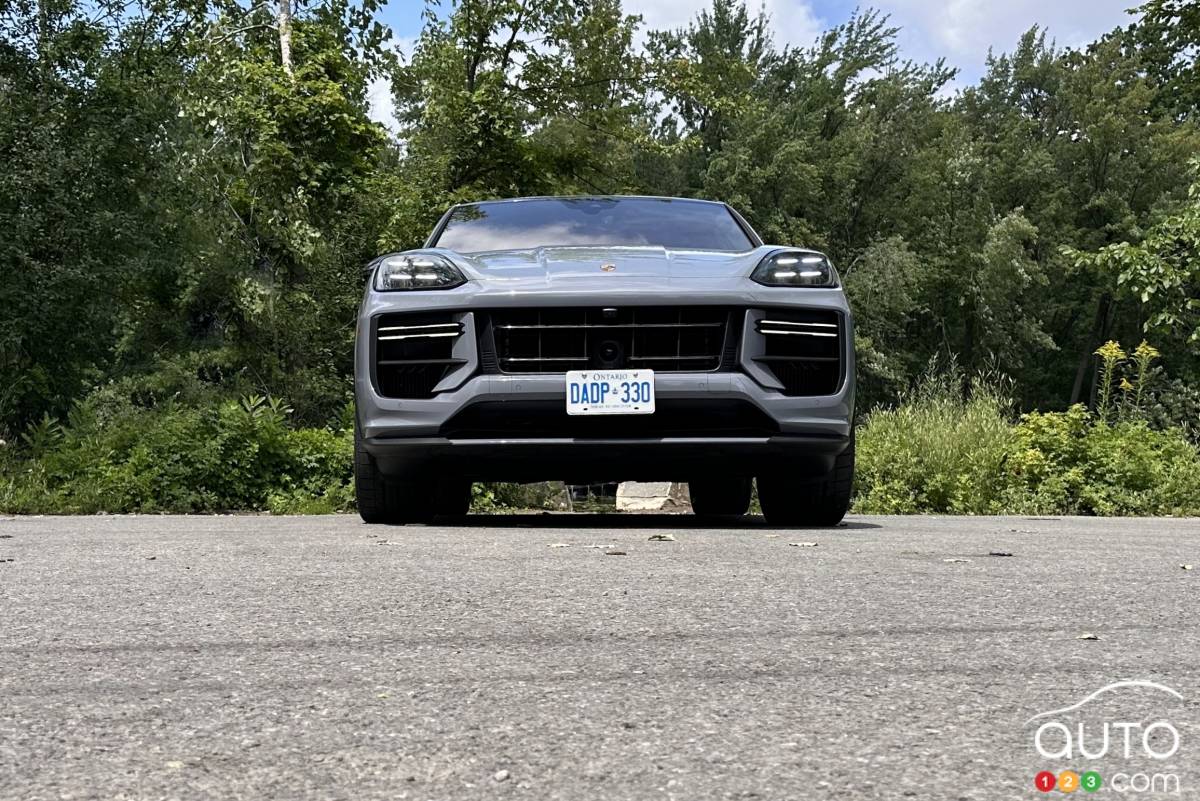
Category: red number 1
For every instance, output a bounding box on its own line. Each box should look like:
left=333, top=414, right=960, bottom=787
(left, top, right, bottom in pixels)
left=1035, top=771, right=1057, bottom=792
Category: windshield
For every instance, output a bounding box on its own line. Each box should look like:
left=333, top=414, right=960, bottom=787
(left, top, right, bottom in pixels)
left=431, top=197, right=756, bottom=253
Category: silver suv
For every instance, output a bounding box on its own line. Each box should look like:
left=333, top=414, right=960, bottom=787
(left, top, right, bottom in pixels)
left=354, top=196, right=855, bottom=525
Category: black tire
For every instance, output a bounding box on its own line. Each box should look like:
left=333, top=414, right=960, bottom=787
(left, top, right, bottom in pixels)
left=688, top=478, right=753, bottom=517
left=757, top=435, right=855, bottom=527
left=355, top=427, right=470, bottom=523
left=354, top=425, right=407, bottom=524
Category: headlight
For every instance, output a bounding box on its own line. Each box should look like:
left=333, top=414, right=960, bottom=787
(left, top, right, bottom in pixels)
left=751, top=250, right=837, bottom=287
left=374, top=254, right=466, bottom=291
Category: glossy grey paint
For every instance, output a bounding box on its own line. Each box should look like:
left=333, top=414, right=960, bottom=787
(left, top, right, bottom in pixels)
left=355, top=243, right=855, bottom=449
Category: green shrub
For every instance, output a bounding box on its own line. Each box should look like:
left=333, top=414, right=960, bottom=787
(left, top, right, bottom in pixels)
left=470, top=482, right=569, bottom=513
left=854, top=377, right=1016, bottom=514
left=266, top=427, right=355, bottom=514
left=855, top=376, right=1200, bottom=516
left=1004, top=407, right=1200, bottom=515
left=0, top=395, right=353, bottom=514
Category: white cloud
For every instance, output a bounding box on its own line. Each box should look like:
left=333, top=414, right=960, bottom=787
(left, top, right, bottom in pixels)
left=625, top=0, right=824, bottom=48
left=625, top=0, right=716, bottom=34
left=626, top=0, right=1141, bottom=86
left=878, top=0, right=1136, bottom=80
left=760, top=0, right=823, bottom=50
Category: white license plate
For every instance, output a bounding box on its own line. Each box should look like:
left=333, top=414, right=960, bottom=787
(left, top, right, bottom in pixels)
left=566, top=369, right=655, bottom=415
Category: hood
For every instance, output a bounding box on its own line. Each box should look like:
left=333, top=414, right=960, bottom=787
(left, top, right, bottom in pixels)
left=429, top=245, right=771, bottom=287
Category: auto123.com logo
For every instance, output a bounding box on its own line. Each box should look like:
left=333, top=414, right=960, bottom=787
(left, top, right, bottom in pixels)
left=1027, top=681, right=1186, bottom=795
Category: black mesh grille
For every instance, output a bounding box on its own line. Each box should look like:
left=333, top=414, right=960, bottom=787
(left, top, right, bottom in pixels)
left=481, top=307, right=734, bottom=374
left=373, top=312, right=466, bottom=399
left=755, top=309, right=843, bottom=396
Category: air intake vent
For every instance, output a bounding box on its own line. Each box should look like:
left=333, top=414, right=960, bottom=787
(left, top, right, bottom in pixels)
left=754, top=310, right=842, bottom=396
left=482, top=307, right=735, bottom=374
left=373, top=313, right=466, bottom=398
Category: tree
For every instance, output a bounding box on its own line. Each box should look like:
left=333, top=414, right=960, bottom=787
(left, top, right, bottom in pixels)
left=954, top=25, right=1198, bottom=405
left=1129, top=0, right=1200, bottom=121
left=162, top=0, right=394, bottom=421
left=647, top=0, right=773, bottom=157
left=4, top=0, right=1200, bottom=438
left=1065, top=162, right=1200, bottom=345
left=0, top=0, right=196, bottom=430
left=388, top=0, right=648, bottom=242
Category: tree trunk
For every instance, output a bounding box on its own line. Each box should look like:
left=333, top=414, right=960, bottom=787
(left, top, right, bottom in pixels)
left=277, top=0, right=293, bottom=76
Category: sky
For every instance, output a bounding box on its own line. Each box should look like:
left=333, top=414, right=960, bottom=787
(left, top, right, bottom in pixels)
left=369, top=0, right=1140, bottom=130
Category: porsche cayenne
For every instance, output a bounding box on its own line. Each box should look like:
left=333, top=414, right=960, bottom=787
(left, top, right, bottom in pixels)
left=354, top=196, right=855, bottom=525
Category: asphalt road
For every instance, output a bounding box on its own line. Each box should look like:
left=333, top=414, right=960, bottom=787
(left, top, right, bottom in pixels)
left=2, top=513, right=1198, bottom=800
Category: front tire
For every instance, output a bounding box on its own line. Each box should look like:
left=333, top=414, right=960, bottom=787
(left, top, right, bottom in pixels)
left=355, top=426, right=470, bottom=524
left=688, top=478, right=753, bottom=517
left=757, top=436, right=855, bottom=527
left=354, top=426, right=405, bottom=524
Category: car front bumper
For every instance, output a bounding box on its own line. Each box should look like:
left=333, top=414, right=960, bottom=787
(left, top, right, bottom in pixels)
left=364, top=432, right=849, bottom=483
left=358, top=367, right=854, bottom=482
left=355, top=285, right=855, bottom=482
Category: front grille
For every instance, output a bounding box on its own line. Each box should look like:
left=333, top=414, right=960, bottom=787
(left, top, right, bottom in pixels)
left=480, top=307, right=735, bottom=373
left=754, top=309, right=843, bottom=396
left=373, top=312, right=466, bottom=398
left=440, top=399, right=779, bottom=439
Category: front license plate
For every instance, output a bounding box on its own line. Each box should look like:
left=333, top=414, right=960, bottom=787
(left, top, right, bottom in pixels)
left=566, top=369, right=655, bottom=415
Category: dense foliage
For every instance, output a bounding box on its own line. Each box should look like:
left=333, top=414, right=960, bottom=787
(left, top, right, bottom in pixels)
left=854, top=365, right=1200, bottom=516
left=1, top=392, right=354, bottom=514
left=2, top=0, right=1198, bottom=514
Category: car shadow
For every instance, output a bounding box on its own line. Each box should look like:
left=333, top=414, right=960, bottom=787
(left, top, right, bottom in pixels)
left=429, top=513, right=881, bottom=530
